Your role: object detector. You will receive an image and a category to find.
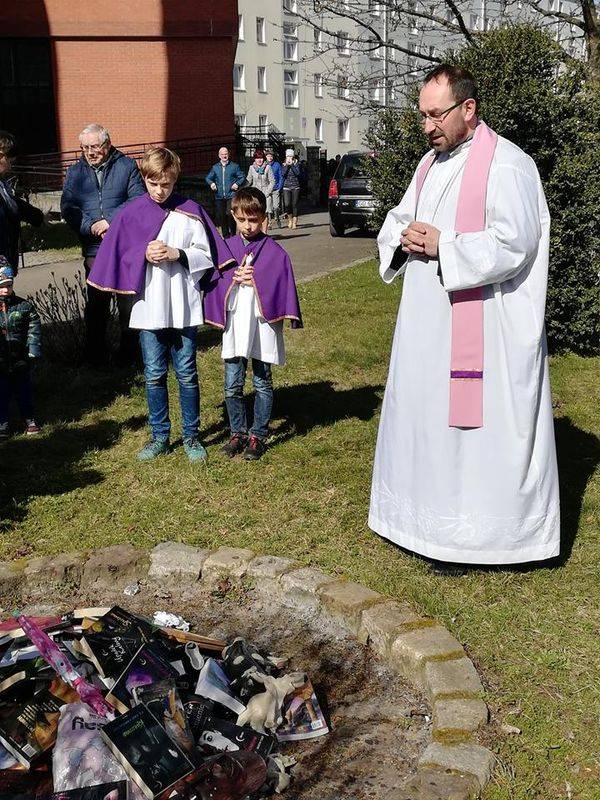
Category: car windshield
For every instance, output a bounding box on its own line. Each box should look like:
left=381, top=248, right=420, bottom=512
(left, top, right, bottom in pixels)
left=337, top=155, right=368, bottom=179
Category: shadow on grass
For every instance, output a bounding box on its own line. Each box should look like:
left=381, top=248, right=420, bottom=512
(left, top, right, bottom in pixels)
left=0, top=416, right=144, bottom=534
left=202, top=381, right=383, bottom=446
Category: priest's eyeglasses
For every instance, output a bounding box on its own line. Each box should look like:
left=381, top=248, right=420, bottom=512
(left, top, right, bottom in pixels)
left=418, top=100, right=465, bottom=126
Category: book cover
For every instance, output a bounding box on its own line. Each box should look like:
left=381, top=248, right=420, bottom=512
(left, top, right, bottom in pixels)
left=196, top=714, right=275, bottom=759
left=101, top=704, right=194, bottom=800
left=0, top=677, right=79, bottom=767
left=51, top=781, right=129, bottom=800
left=106, top=642, right=179, bottom=714
left=194, top=659, right=245, bottom=716
left=74, top=608, right=153, bottom=682
left=276, top=678, right=329, bottom=742
left=0, top=768, right=53, bottom=799
left=132, top=681, right=195, bottom=756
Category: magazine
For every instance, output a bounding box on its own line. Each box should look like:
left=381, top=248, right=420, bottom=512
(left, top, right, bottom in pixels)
left=194, top=659, right=245, bottom=716
left=276, top=678, right=329, bottom=742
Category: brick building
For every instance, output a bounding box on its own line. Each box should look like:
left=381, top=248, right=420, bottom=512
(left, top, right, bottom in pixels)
left=0, top=0, right=238, bottom=155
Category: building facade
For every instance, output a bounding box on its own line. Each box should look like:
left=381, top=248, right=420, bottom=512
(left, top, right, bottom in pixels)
left=0, top=0, right=238, bottom=155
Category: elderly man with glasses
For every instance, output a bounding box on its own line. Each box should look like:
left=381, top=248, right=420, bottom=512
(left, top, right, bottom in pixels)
left=370, top=64, right=559, bottom=568
left=61, top=123, right=145, bottom=367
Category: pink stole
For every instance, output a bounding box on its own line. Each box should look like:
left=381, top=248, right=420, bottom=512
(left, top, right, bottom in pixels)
left=415, top=121, right=498, bottom=428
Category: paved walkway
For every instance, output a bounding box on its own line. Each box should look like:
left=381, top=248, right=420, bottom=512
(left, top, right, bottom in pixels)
left=17, top=210, right=377, bottom=297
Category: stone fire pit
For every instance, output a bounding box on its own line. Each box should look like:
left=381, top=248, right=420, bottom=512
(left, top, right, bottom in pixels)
left=0, top=544, right=495, bottom=799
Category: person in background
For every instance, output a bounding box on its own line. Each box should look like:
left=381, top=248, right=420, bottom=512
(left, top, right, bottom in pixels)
left=265, top=150, right=282, bottom=229
left=61, top=123, right=145, bottom=367
left=281, top=149, right=302, bottom=230
left=0, top=255, right=42, bottom=440
left=245, top=150, right=275, bottom=234
left=0, top=130, right=44, bottom=270
left=205, top=147, right=245, bottom=237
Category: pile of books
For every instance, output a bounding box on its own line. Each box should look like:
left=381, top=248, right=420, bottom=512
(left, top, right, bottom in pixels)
left=0, top=607, right=329, bottom=800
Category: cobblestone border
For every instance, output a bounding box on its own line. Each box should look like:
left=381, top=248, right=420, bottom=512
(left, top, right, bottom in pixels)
left=5, top=543, right=495, bottom=800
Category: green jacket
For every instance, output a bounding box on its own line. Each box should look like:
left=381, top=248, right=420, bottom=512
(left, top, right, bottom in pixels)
left=0, top=294, right=42, bottom=372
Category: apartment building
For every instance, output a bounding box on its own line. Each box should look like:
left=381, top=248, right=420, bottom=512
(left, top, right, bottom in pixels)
left=234, top=0, right=370, bottom=155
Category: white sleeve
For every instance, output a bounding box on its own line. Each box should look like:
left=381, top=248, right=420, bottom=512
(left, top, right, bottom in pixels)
left=183, top=220, right=214, bottom=283
left=438, top=163, right=543, bottom=292
left=377, top=168, right=419, bottom=283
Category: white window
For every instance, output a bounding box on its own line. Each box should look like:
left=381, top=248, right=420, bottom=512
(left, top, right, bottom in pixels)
left=234, top=113, right=247, bottom=130
left=407, top=54, right=417, bottom=73
left=283, top=0, right=297, bottom=14
left=337, top=75, right=349, bottom=99
left=429, top=44, right=437, bottom=58
left=238, top=14, right=244, bottom=41
left=470, top=13, right=480, bottom=30
left=370, top=44, right=383, bottom=60
left=315, top=117, right=323, bottom=142
left=369, top=0, right=381, bottom=15
left=369, top=78, right=384, bottom=103
left=233, top=64, right=245, bottom=90
left=283, top=22, right=298, bottom=61
left=259, top=115, right=268, bottom=134
left=336, top=31, right=350, bottom=55
left=284, top=69, right=299, bottom=107
left=337, top=118, right=350, bottom=142
left=388, top=39, right=396, bottom=60
left=284, top=87, right=299, bottom=107
left=313, top=27, right=323, bottom=51
left=407, top=0, right=419, bottom=33
left=256, top=17, right=266, bottom=44
left=257, top=66, right=267, bottom=92
left=314, top=73, right=323, bottom=97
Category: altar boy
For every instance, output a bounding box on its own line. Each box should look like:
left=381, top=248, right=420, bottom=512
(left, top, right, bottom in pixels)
left=202, top=187, right=302, bottom=461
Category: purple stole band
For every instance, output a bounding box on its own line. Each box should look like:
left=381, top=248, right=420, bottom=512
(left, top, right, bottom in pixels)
left=415, top=122, right=498, bottom=428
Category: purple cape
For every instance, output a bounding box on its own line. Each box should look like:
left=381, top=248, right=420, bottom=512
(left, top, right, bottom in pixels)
left=87, top=192, right=235, bottom=295
left=202, top=233, right=303, bottom=329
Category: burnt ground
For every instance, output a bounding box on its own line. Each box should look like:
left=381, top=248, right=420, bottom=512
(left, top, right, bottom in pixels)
left=5, top=580, right=432, bottom=800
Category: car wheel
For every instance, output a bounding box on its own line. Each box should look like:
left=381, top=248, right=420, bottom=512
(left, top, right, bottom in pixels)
left=329, top=220, right=345, bottom=237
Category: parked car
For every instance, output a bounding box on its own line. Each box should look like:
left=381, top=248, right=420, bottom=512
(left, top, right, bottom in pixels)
left=328, top=151, right=375, bottom=237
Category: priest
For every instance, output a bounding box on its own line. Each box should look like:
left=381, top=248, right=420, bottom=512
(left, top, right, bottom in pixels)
left=369, top=65, right=560, bottom=565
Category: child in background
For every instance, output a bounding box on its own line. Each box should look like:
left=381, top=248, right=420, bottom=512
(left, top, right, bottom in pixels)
left=202, top=188, right=302, bottom=461
left=0, top=255, right=42, bottom=439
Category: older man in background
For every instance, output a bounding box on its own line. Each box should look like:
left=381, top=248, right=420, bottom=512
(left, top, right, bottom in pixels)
left=205, top=146, right=245, bottom=237
left=61, top=123, right=144, bottom=367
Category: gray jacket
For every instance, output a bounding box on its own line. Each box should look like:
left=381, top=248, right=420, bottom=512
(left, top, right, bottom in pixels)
left=246, top=164, right=275, bottom=197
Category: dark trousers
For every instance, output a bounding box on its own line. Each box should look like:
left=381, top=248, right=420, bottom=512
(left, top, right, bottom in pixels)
left=214, top=198, right=237, bottom=237
left=84, top=257, right=138, bottom=367
left=282, top=187, right=300, bottom=217
left=0, top=368, right=34, bottom=427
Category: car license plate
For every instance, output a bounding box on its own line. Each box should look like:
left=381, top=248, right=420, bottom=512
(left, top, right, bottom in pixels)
left=355, top=199, right=373, bottom=208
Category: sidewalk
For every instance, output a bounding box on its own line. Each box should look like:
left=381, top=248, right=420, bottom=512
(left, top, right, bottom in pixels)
left=16, top=210, right=377, bottom=297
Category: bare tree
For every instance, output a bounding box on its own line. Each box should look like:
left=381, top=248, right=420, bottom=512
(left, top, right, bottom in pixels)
left=292, top=0, right=597, bottom=110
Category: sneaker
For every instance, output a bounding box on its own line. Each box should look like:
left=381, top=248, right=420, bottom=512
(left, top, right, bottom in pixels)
left=25, top=420, right=41, bottom=435
left=243, top=435, right=266, bottom=461
left=137, top=439, right=170, bottom=461
left=183, top=437, right=208, bottom=463
left=220, top=433, right=248, bottom=458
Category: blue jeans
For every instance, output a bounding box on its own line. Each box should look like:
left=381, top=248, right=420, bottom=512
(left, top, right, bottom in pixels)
left=0, top=368, right=35, bottom=428
left=224, top=358, right=273, bottom=441
left=139, top=328, right=199, bottom=442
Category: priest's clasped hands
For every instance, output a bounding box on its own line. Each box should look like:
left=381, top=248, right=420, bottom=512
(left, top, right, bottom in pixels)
left=401, top=221, right=441, bottom=258
left=145, top=240, right=180, bottom=264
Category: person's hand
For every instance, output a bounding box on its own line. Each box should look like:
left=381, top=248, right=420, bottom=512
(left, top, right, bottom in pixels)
left=231, top=183, right=239, bottom=191
left=233, top=261, right=254, bottom=285
left=146, top=240, right=179, bottom=263
left=401, top=221, right=440, bottom=258
left=210, top=182, right=217, bottom=191
left=91, top=219, right=110, bottom=236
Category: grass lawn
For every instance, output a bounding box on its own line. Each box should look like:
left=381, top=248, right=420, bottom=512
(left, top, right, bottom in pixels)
left=1, top=260, right=598, bottom=799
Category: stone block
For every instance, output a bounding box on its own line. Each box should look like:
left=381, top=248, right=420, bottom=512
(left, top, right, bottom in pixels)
left=280, top=567, right=338, bottom=609
left=201, top=547, right=255, bottom=583
left=148, top=542, right=210, bottom=582
left=245, top=555, right=298, bottom=594
left=387, top=767, right=479, bottom=799
left=0, top=560, right=25, bottom=597
left=389, top=627, right=464, bottom=687
left=358, top=601, right=430, bottom=658
left=433, top=699, right=488, bottom=736
left=24, top=551, right=87, bottom=595
left=425, top=659, right=484, bottom=701
left=82, top=545, right=149, bottom=589
left=419, top=743, right=495, bottom=789
left=318, top=580, right=383, bottom=633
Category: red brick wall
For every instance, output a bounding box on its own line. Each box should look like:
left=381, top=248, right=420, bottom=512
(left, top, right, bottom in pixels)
left=1, top=0, right=238, bottom=153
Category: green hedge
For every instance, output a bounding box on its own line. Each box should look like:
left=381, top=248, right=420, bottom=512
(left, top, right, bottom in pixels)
left=364, top=25, right=600, bottom=354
